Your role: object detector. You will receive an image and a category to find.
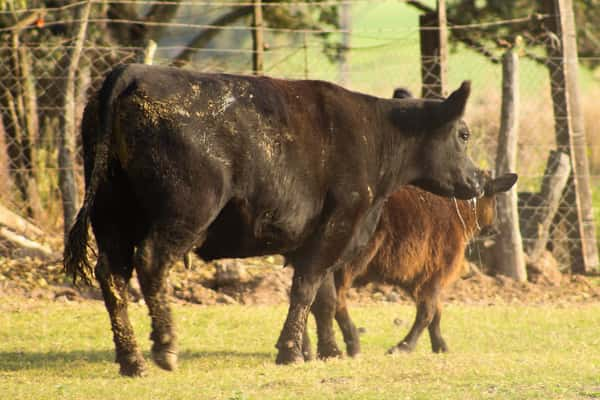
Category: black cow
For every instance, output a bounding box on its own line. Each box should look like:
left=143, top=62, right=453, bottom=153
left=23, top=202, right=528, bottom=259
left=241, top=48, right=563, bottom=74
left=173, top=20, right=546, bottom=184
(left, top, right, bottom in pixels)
left=64, top=64, right=484, bottom=377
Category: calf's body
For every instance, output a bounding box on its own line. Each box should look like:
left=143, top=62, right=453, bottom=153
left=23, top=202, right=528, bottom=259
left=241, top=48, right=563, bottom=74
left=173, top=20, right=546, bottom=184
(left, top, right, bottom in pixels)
left=307, top=174, right=517, bottom=358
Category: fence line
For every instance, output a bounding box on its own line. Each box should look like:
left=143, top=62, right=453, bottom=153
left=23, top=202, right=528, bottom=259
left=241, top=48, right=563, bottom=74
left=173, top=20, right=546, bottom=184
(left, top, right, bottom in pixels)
left=0, top=1, right=599, bottom=273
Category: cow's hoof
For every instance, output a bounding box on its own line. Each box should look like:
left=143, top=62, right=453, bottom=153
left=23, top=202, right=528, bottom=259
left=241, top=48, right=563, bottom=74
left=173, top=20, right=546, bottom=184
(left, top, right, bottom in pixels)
left=317, top=344, right=343, bottom=360
left=151, top=346, right=178, bottom=371
left=303, top=348, right=315, bottom=362
left=275, top=348, right=304, bottom=365
left=119, top=355, right=147, bottom=377
left=346, top=342, right=361, bottom=358
left=275, top=339, right=304, bottom=365
left=432, top=345, right=449, bottom=354
left=386, top=342, right=412, bottom=355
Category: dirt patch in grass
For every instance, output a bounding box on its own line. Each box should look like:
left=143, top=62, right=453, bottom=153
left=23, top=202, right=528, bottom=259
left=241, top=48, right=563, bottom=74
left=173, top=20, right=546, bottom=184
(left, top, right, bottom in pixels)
left=1, top=254, right=599, bottom=306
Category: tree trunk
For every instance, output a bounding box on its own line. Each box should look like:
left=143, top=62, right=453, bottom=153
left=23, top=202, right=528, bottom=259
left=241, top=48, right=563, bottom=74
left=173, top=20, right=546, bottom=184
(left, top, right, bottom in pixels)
left=0, top=19, right=43, bottom=220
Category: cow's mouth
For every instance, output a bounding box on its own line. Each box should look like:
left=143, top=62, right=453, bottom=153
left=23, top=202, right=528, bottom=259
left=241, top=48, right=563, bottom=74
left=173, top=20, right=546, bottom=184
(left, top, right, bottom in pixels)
left=453, top=183, right=484, bottom=200
left=410, top=179, right=483, bottom=200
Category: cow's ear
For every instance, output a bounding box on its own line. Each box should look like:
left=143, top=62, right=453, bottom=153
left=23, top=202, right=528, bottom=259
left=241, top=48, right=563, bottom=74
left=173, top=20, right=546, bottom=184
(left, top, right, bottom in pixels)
left=440, top=81, right=470, bottom=122
left=486, top=173, right=518, bottom=194
left=392, top=88, right=413, bottom=99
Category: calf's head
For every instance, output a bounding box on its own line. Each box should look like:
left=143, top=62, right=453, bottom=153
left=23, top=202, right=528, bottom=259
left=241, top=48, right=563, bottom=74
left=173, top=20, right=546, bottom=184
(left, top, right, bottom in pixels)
left=389, top=81, right=485, bottom=199
left=476, top=172, right=519, bottom=229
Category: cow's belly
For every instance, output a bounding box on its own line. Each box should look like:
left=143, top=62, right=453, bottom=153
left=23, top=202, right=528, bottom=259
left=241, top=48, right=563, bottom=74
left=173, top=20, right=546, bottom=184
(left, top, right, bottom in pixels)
left=194, top=193, right=321, bottom=261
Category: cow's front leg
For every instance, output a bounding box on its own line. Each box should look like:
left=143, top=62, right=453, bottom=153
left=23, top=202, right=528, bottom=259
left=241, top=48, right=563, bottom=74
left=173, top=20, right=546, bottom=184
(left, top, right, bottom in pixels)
left=276, top=265, right=328, bottom=364
left=276, top=194, right=373, bottom=364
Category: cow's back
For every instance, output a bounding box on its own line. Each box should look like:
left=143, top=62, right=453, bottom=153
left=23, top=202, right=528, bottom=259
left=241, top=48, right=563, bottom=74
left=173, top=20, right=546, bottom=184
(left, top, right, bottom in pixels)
left=109, top=64, right=381, bottom=259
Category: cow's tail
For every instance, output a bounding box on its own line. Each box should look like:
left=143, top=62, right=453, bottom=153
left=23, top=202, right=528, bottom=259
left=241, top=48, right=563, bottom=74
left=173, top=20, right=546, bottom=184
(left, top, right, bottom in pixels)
left=64, top=64, right=132, bottom=285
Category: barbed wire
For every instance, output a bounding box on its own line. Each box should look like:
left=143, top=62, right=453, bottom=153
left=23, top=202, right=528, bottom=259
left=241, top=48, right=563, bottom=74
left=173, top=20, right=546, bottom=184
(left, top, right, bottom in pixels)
left=0, top=4, right=599, bottom=271
left=0, top=14, right=556, bottom=34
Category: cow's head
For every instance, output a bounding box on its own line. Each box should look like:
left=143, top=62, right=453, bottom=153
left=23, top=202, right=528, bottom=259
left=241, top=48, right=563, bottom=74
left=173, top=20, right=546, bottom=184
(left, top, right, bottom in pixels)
left=389, top=81, right=485, bottom=200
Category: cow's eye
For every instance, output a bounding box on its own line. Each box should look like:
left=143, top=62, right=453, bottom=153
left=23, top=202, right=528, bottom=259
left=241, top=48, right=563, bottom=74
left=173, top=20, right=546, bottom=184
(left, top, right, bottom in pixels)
left=459, top=130, right=470, bottom=142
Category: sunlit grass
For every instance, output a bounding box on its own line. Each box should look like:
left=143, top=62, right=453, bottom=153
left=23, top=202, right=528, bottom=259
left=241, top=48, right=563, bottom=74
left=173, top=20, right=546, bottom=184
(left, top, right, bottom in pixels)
left=1, top=300, right=599, bottom=399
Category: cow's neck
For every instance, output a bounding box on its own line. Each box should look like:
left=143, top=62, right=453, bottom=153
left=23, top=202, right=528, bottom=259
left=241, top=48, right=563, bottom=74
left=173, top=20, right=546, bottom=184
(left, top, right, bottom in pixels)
left=373, top=99, right=426, bottom=197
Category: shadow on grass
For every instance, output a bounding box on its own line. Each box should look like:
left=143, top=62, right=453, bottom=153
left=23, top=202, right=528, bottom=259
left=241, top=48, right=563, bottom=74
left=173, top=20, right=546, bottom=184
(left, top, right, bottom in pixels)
left=0, top=349, right=273, bottom=372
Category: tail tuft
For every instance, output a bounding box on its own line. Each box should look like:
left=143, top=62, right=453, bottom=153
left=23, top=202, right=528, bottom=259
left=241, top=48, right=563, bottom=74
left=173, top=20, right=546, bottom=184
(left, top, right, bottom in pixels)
left=63, top=203, right=95, bottom=286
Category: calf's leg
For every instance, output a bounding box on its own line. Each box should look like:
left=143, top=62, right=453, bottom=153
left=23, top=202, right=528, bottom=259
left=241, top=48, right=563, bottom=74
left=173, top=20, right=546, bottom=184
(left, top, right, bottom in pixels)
left=302, top=325, right=314, bottom=361
left=428, top=301, right=448, bottom=353
left=333, top=230, right=385, bottom=357
left=388, top=280, right=440, bottom=354
left=310, top=272, right=343, bottom=359
left=334, top=281, right=361, bottom=357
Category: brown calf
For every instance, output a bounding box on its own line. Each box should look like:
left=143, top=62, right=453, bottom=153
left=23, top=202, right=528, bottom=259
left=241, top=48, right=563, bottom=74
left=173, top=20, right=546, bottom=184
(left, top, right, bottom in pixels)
left=306, top=173, right=517, bottom=359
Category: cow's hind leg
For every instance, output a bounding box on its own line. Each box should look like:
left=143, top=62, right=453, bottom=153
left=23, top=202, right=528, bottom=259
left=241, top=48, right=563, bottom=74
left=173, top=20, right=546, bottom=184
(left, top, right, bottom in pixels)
left=95, top=239, right=143, bottom=376
left=310, top=272, right=343, bottom=359
left=91, top=179, right=144, bottom=376
left=134, top=203, right=218, bottom=372
left=134, top=228, right=187, bottom=372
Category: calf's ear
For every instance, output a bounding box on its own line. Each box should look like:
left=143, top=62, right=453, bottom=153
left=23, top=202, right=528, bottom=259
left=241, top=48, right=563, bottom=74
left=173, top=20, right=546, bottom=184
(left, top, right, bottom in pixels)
left=440, top=80, right=471, bottom=122
left=487, top=173, right=518, bottom=194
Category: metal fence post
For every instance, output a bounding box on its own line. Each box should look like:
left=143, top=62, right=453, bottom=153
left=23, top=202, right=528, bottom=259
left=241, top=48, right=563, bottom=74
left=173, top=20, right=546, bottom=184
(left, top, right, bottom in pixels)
left=419, top=0, right=447, bottom=98
left=252, top=0, right=264, bottom=75
left=542, top=0, right=599, bottom=273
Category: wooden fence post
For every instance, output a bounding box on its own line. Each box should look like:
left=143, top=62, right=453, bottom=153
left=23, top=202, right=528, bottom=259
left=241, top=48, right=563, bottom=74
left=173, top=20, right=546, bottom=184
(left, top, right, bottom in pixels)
left=252, top=0, right=264, bottom=75
left=525, top=151, right=572, bottom=261
left=492, top=49, right=527, bottom=282
left=142, top=40, right=157, bottom=65
left=419, top=0, right=447, bottom=98
left=542, top=0, right=599, bottom=273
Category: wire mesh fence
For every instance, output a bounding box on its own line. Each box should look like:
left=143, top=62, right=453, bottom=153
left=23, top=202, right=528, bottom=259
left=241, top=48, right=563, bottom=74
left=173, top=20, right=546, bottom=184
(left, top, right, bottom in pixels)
left=0, top=0, right=598, bottom=271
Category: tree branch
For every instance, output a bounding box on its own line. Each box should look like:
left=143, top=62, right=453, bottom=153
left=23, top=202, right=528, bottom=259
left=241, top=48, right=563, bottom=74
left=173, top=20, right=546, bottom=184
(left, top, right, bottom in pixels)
left=171, top=7, right=253, bottom=67
left=144, top=1, right=182, bottom=43
left=107, top=1, right=182, bottom=47
left=406, top=0, right=546, bottom=67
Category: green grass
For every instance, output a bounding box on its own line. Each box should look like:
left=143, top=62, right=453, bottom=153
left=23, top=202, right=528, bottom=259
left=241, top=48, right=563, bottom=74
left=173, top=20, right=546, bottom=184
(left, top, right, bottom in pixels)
left=1, top=300, right=600, bottom=399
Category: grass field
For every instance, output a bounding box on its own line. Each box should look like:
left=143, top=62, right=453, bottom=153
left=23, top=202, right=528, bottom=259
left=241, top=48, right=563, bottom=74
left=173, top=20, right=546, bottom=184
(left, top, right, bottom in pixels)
left=1, top=300, right=599, bottom=399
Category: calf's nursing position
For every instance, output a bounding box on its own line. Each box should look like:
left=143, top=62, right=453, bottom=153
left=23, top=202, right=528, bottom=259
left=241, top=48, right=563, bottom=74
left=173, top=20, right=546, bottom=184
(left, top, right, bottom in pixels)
left=64, top=63, right=484, bottom=376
